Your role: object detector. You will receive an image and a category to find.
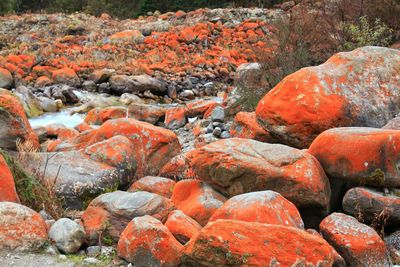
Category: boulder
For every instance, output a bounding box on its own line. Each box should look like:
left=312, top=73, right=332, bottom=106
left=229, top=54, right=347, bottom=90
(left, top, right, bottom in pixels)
left=14, top=86, right=43, bottom=118
left=127, top=103, right=166, bottom=124
left=256, top=46, right=400, bottom=148
left=89, top=69, right=115, bottom=84
left=128, top=176, right=176, bottom=198
left=45, top=124, right=79, bottom=140
left=0, top=153, right=19, bottom=203
left=52, top=68, right=80, bottom=87
left=0, top=202, right=48, bottom=251
left=38, top=96, right=58, bottom=112
left=171, top=179, right=226, bottom=226
left=120, top=93, right=145, bottom=105
left=343, top=187, right=400, bottom=228
left=319, top=212, right=391, bottom=266
left=48, top=218, right=85, bottom=254
left=0, top=94, right=39, bottom=149
left=164, top=106, right=187, bottom=129
left=0, top=67, right=13, bottom=89
left=84, top=106, right=126, bottom=125
left=81, top=191, right=174, bottom=245
left=186, top=138, right=330, bottom=216
left=185, top=99, right=218, bottom=118
left=182, top=220, right=341, bottom=266
left=164, top=210, right=202, bottom=244
left=209, top=191, right=304, bottom=228
left=117, top=215, right=182, bottom=266
left=109, top=30, right=144, bottom=44
left=230, top=111, right=276, bottom=142
left=309, top=127, right=400, bottom=187
left=110, top=74, right=166, bottom=95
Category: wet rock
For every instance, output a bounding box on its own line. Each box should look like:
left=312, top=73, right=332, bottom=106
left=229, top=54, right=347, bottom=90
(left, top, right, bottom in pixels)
left=0, top=202, right=48, bottom=252
left=209, top=191, right=304, bottom=228
left=319, top=212, right=391, bottom=266
left=117, top=215, right=182, bottom=266
left=48, top=218, right=85, bottom=254
left=128, top=176, right=176, bottom=198
left=256, top=47, right=400, bottom=148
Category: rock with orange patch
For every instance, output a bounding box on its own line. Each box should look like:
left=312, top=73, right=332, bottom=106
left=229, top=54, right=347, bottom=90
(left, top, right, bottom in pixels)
left=309, top=127, right=400, bottom=187
left=128, top=176, right=175, bottom=198
left=0, top=154, right=19, bottom=203
left=109, top=30, right=144, bottom=44
left=230, top=111, right=276, bottom=142
left=0, top=94, right=39, bottom=149
left=0, top=202, right=48, bottom=251
left=343, top=187, right=400, bottom=228
left=52, top=67, right=80, bottom=87
left=0, top=67, right=13, bottom=89
left=109, top=74, right=166, bottom=95
left=74, top=122, right=93, bottom=132
left=186, top=138, right=330, bottom=217
left=35, top=76, right=52, bottom=88
left=164, top=210, right=201, bottom=244
left=164, top=106, right=187, bottom=129
left=84, top=135, right=136, bottom=169
left=256, top=47, right=400, bottom=148
left=127, top=103, right=166, bottom=124
left=185, top=99, right=219, bottom=118
left=84, top=106, right=127, bottom=125
left=117, top=215, right=183, bottom=266
left=82, top=191, right=174, bottom=245
left=182, top=220, right=341, bottom=266
left=54, top=118, right=181, bottom=178
left=209, top=191, right=304, bottom=228
left=171, top=179, right=226, bottom=226
left=319, top=212, right=391, bottom=266
left=45, top=124, right=79, bottom=140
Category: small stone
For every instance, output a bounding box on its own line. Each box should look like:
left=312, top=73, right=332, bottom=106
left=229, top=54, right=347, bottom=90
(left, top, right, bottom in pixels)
left=211, top=106, right=225, bottom=122
left=49, top=218, right=85, bottom=254
left=213, top=127, right=222, bottom=137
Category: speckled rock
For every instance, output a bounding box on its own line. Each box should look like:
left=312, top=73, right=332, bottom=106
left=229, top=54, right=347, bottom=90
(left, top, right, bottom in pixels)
left=48, top=218, right=85, bottom=254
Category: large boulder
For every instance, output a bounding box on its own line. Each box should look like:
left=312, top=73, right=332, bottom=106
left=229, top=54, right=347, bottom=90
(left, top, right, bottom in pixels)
left=117, top=215, right=183, bottom=266
left=0, top=202, right=48, bottom=252
left=343, top=187, right=400, bottom=228
left=309, top=127, right=400, bottom=187
left=128, top=176, right=176, bottom=198
left=53, top=118, right=181, bottom=178
left=182, top=220, right=342, bottom=266
left=186, top=138, right=331, bottom=216
left=209, top=191, right=304, bottom=228
left=110, top=74, right=166, bottom=95
left=81, top=191, right=174, bottom=245
left=0, top=93, right=39, bottom=149
left=127, top=103, right=166, bottom=124
left=171, top=179, right=227, bottom=226
left=51, top=68, right=80, bottom=87
left=84, top=106, right=126, bottom=125
left=230, top=111, right=276, bottom=142
left=256, top=46, right=400, bottom=148
left=0, top=154, right=19, bottom=203
left=319, top=212, right=391, bottom=266
left=48, top=218, right=85, bottom=254
left=0, top=67, right=13, bottom=89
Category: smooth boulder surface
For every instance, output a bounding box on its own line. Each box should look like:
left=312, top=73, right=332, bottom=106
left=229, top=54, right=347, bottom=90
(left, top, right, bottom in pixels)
left=209, top=190, right=304, bottom=228
left=186, top=138, right=331, bottom=215
left=309, top=127, right=400, bottom=187
left=256, top=46, right=400, bottom=148
left=81, top=191, right=174, bottom=244
left=319, top=212, right=391, bottom=266
left=0, top=202, right=48, bottom=252
left=343, top=187, right=400, bottom=228
left=48, top=218, right=85, bottom=254
left=182, top=220, right=341, bottom=266
left=0, top=154, right=19, bottom=203
left=117, top=215, right=183, bottom=266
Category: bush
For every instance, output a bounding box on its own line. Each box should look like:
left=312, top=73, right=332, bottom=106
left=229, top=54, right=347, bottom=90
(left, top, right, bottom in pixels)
left=340, top=16, right=394, bottom=51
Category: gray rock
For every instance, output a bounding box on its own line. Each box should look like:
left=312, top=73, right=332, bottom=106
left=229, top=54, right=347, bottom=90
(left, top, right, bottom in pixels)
left=206, top=123, right=214, bottom=134
left=49, top=218, right=85, bottom=254
left=0, top=68, right=13, bottom=89
left=86, top=246, right=115, bottom=257
left=180, top=90, right=195, bottom=100
left=220, top=131, right=230, bottom=139
left=38, top=96, right=58, bottom=112
left=212, top=127, right=222, bottom=137
left=39, top=210, right=54, bottom=221
left=110, top=74, right=166, bottom=95
left=82, top=81, right=97, bottom=92
left=14, top=86, right=43, bottom=117
left=82, top=257, right=102, bottom=266
left=89, top=69, right=115, bottom=84
left=211, top=106, right=225, bottom=122
left=120, top=93, right=145, bottom=105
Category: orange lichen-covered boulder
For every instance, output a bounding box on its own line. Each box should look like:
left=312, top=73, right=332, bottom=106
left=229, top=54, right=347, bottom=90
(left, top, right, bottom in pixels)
left=319, top=212, right=391, bottom=266
left=343, top=187, right=400, bottom=228
left=0, top=67, right=13, bottom=89
left=127, top=103, right=166, bottom=125
left=209, top=191, right=304, bottom=228
left=109, top=30, right=144, bottom=44
left=0, top=202, right=48, bottom=251
left=230, top=111, right=276, bottom=142
left=182, top=220, right=341, bottom=266
left=84, top=106, right=127, bottom=125
left=52, top=67, right=80, bottom=87
left=54, top=118, right=181, bottom=178
left=171, top=179, right=227, bottom=226
left=0, top=94, right=39, bottom=149
left=45, top=124, right=79, bottom=140
left=309, top=127, right=400, bottom=187
left=81, top=191, right=174, bottom=245
left=185, top=99, right=219, bottom=117
left=164, top=210, right=202, bottom=244
left=84, top=135, right=136, bottom=169
left=186, top=138, right=330, bottom=214
left=256, top=47, right=400, bottom=148
left=117, top=215, right=183, bottom=266
left=164, top=106, right=187, bottom=129
left=0, top=154, right=19, bottom=203
left=128, top=176, right=176, bottom=198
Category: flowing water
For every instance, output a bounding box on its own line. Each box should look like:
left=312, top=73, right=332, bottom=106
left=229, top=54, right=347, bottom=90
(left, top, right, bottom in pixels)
left=29, top=108, right=85, bottom=128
